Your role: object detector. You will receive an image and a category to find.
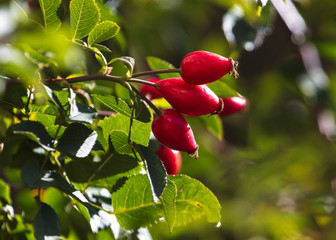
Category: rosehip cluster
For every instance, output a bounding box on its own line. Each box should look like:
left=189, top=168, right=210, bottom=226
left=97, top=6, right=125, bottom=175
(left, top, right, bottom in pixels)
left=139, top=51, right=247, bottom=171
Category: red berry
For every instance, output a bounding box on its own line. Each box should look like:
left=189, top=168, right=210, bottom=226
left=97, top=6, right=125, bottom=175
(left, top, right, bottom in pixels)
left=180, top=50, right=238, bottom=85
left=139, top=78, right=162, bottom=100
left=219, top=95, right=247, bottom=116
left=156, top=145, right=182, bottom=175
left=156, top=78, right=223, bottom=116
left=152, top=109, right=199, bottom=158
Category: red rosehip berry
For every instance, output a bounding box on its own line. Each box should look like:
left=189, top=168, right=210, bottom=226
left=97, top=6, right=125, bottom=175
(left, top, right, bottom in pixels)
left=180, top=50, right=238, bottom=85
left=139, top=78, right=162, bottom=100
left=152, top=109, right=199, bottom=158
left=156, top=145, right=182, bottom=175
left=219, top=95, right=247, bottom=116
left=156, top=78, right=223, bottom=116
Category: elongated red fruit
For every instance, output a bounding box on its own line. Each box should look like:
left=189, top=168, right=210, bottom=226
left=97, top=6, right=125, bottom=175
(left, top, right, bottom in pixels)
left=156, top=78, right=223, bottom=116
left=219, top=95, right=247, bottom=116
left=156, top=145, right=182, bottom=175
left=139, top=78, right=162, bottom=100
left=152, top=109, right=199, bottom=158
left=181, top=50, right=238, bottom=85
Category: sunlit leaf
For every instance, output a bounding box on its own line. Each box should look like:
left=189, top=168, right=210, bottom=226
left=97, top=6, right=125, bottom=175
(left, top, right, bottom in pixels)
left=200, top=114, right=223, bottom=140
left=38, top=0, right=62, bottom=32
left=93, top=94, right=131, bottom=117
left=88, top=21, right=120, bottom=46
left=98, top=113, right=152, bottom=147
left=160, top=179, right=177, bottom=232
left=111, top=174, right=163, bottom=230
left=169, top=175, right=221, bottom=226
left=0, top=179, right=11, bottom=204
left=70, top=0, right=100, bottom=40
left=207, top=80, right=238, bottom=98
left=146, top=56, right=180, bottom=79
left=110, top=130, right=133, bottom=154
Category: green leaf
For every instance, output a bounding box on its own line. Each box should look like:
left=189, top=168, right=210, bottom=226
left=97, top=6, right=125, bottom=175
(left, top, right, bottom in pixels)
left=21, top=159, right=41, bottom=188
left=93, top=94, right=131, bottom=117
left=110, top=130, right=133, bottom=154
left=139, top=145, right=167, bottom=203
left=146, top=56, right=180, bottom=79
left=34, top=203, right=61, bottom=239
left=32, top=113, right=56, bottom=127
left=111, top=174, right=163, bottom=230
left=57, top=123, right=98, bottom=158
left=169, top=175, right=221, bottom=226
left=43, top=85, right=66, bottom=113
left=200, top=115, right=223, bottom=140
left=92, top=43, right=113, bottom=63
left=0, top=179, right=11, bottom=204
left=69, top=101, right=97, bottom=124
left=160, top=179, right=177, bottom=232
left=65, top=153, right=139, bottom=185
left=46, top=125, right=66, bottom=140
left=38, top=0, right=62, bottom=32
left=88, top=20, right=120, bottom=46
left=134, top=98, right=152, bottom=123
left=70, top=0, right=100, bottom=40
left=16, top=44, right=58, bottom=67
left=207, top=79, right=238, bottom=98
left=98, top=113, right=152, bottom=147
left=13, top=121, right=54, bottom=151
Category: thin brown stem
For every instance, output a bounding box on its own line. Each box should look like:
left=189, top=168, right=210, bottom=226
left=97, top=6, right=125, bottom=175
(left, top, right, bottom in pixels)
left=131, top=86, right=161, bottom=116
left=127, top=78, right=158, bottom=88
left=132, top=68, right=181, bottom=78
left=45, top=74, right=123, bottom=84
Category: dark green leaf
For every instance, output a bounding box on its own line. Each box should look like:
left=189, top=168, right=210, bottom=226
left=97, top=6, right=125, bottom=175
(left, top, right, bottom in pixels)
left=39, top=171, right=77, bottom=194
left=146, top=56, right=180, bottom=79
left=139, top=145, right=167, bottom=203
left=43, top=85, right=65, bottom=113
left=69, top=101, right=97, bottom=124
left=2, top=83, right=26, bottom=109
left=57, top=123, right=97, bottom=158
left=65, top=153, right=139, bottom=184
left=134, top=98, right=152, bottom=123
left=13, top=121, right=54, bottom=151
left=34, top=203, right=61, bottom=239
left=21, top=159, right=41, bottom=188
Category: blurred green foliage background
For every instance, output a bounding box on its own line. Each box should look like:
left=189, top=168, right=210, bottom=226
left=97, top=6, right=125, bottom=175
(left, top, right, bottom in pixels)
left=2, top=0, right=336, bottom=239
left=113, top=0, right=336, bottom=239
